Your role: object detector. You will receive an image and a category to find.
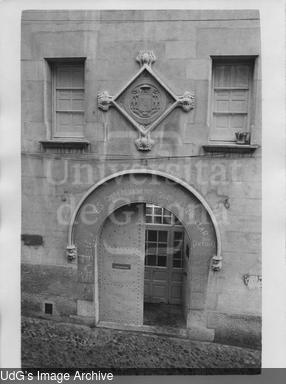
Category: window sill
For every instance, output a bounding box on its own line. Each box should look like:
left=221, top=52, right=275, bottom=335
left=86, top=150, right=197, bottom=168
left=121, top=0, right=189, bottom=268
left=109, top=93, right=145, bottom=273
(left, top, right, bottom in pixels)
left=202, top=144, right=259, bottom=154
left=40, top=139, right=90, bottom=150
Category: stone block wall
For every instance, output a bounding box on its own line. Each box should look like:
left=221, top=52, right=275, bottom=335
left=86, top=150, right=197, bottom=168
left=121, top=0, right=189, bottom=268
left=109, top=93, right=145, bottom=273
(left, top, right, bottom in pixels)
left=21, top=10, right=261, bottom=341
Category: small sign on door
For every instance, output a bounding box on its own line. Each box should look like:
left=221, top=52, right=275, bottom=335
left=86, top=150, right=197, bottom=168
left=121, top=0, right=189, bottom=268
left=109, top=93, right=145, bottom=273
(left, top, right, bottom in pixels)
left=112, top=263, right=131, bottom=270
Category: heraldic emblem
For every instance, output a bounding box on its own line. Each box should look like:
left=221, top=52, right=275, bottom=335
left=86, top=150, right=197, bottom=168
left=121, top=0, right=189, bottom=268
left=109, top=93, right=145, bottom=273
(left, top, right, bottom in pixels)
left=129, top=84, right=161, bottom=120
left=98, top=50, right=195, bottom=151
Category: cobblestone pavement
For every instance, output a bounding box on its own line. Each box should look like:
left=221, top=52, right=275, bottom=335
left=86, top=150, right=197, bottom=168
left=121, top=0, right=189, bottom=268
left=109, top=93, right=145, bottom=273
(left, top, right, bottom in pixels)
left=22, top=317, right=261, bottom=370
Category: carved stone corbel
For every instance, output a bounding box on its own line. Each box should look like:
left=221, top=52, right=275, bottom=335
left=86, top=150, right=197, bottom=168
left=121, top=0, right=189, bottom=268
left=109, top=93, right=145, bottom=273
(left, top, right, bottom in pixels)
left=243, top=274, right=262, bottom=289
left=97, top=91, right=113, bottom=111
left=135, top=132, right=155, bottom=151
left=66, top=244, right=77, bottom=263
left=178, top=91, right=195, bottom=112
left=136, top=50, right=156, bottom=67
left=211, top=254, right=222, bottom=272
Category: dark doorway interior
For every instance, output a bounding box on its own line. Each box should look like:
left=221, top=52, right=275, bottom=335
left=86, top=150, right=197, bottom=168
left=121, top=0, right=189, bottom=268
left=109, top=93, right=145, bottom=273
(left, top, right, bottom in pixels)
left=143, top=303, right=185, bottom=328
left=143, top=203, right=186, bottom=329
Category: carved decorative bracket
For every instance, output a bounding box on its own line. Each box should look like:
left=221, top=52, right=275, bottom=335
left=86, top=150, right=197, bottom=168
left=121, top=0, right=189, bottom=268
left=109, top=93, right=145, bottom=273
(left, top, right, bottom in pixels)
left=98, top=91, right=113, bottom=111
left=66, top=244, right=77, bottom=262
left=178, top=91, right=196, bottom=112
left=97, top=50, right=195, bottom=151
left=243, top=274, right=262, bottom=289
left=211, top=254, right=222, bottom=272
left=135, top=132, right=155, bottom=151
left=136, top=50, right=156, bottom=67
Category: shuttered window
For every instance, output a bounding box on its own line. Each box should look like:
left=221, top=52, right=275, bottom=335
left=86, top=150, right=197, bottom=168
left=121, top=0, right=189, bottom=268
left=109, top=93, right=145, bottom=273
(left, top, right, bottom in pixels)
left=211, top=60, right=253, bottom=141
left=53, top=63, right=84, bottom=138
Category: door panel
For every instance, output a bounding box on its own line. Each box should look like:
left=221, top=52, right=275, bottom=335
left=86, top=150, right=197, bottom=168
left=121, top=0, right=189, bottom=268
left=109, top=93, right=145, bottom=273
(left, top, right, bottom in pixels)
left=171, top=270, right=183, bottom=282
left=144, top=228, right=169, bottom=303
left=169, top=230, right=184, bottom=304
left=152, top=283, right=169, bottom=302
left=144, top=267, right=169, bottom=303
left=144, top=227, right=184, bottom=304
left=153, top=270, right=169, bottom=281
left=99, top=204, right=145, bottom=325
left=171, top=285, right=182, bottom=300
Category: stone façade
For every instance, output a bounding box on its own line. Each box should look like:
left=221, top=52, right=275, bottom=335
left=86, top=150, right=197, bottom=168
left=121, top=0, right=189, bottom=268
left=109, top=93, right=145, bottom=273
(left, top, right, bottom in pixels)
left=21, top=9, right=262, bottom=347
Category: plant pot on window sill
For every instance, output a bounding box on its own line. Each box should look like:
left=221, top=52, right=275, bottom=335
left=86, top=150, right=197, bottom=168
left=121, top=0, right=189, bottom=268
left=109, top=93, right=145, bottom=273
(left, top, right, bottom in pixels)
left=235, top=132, right=251, bottom=145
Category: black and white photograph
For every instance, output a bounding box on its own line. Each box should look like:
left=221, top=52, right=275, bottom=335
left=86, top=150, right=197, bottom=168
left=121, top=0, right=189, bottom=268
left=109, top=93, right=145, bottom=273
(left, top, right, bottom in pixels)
left=0, top=0, right=285, bottom=379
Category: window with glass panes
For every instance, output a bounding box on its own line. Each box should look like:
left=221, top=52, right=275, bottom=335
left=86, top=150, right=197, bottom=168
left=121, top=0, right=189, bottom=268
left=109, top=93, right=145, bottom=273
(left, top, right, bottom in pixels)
left=145, top=204, right=181, bottom=225
left=211, top=59, right=253, bottom=141
left=145, top=230, right=168, bottom=267
left=53, top=62, right=85, bottom=138
left=144, top=204, right=184, bottom=269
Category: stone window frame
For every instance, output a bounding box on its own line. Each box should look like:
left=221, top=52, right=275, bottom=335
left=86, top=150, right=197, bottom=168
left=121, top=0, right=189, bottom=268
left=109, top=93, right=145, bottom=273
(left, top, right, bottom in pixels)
left=208, top=56, right=257, bottom=144
left=40, top=58, right=89, bottom=151
left=52, top=61, right=85, bottom=139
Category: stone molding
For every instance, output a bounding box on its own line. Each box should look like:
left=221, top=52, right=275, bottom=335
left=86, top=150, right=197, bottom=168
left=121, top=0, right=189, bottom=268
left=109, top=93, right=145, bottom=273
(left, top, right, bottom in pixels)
left=97, top=91, right=113, bottom=111
left=178, top=91, right=196, bottom=112
left=243, top=274, right=262, bottom=289
left=211, top=255, right=223, bottom=272
left=136, top=50, right=156, bottom=67
left=134, top=133, right=155, bottom=151
left=203, top=144, right=259, bottom=154
left=97, top=50, right=195, bottom=151
left=66, top=244, right=77, bottom=262
left=67, top=171, right=221, bottom=326
left=67, top=169, right=222, bottom=262
left=40, top=140, right=90, bottom=151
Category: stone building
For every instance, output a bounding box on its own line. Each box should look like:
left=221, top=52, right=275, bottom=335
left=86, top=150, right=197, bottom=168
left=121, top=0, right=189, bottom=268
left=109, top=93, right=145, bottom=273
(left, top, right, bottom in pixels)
left=21, top=10, right=262, bottom=346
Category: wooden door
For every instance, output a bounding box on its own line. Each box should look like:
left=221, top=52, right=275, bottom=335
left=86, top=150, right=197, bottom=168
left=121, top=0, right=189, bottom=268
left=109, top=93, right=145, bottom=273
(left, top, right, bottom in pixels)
left=144, top=226, right=184, bottom=304
left=98, top=204, right=145, bottom=325
left=169, top=229, right=184, bottom=304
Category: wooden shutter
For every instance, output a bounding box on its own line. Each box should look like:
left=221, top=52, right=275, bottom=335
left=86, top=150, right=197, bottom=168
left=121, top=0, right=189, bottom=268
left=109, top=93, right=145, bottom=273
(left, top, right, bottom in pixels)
left=54, top=63, right=84, bottom=138
left=211, top=62, right=252, bottom=141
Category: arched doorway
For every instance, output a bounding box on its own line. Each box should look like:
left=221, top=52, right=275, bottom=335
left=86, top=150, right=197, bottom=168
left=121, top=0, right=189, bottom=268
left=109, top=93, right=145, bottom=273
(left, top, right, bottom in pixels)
left=69, top=170, right=220, bottom=332
left=98, top=202, right=188, bottom=328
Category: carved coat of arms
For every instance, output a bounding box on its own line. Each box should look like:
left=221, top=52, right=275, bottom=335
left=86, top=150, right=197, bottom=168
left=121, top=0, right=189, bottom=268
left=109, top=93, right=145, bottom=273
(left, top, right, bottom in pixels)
left=97, top=50, right=195, bottom=151
left=129, top=84, right=161, bottom=120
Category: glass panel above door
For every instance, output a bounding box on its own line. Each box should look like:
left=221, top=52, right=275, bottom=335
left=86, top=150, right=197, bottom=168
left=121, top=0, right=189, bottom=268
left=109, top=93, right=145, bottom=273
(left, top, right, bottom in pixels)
left=145, top=204, right=183, bottom=226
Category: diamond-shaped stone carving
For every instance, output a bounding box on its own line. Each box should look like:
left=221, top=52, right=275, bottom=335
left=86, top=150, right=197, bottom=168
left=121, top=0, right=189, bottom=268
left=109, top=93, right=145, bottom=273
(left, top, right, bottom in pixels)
left=116, top=69, right=176, bottom=127
left=97, top=50, right=195, bottom=151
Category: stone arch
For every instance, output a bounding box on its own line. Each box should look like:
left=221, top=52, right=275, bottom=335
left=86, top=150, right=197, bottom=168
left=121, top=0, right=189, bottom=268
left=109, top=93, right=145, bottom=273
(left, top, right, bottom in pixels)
left=68, top=170, right=221, bottom=331
left=68, top=169, right=221, bottom=255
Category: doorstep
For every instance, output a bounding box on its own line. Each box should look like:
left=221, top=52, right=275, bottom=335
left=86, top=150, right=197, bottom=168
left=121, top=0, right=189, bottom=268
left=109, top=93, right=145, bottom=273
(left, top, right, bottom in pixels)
left=96, top=321, right=214, bottom=342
